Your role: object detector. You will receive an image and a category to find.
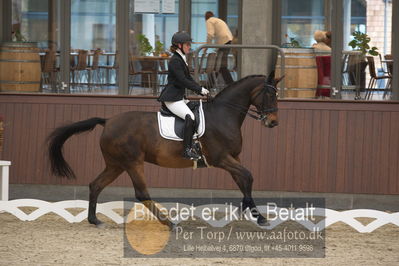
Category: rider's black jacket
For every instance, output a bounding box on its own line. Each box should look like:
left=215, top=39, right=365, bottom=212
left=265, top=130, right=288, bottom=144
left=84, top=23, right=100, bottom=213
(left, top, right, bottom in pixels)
left=157, top=52, right=202, bottom=102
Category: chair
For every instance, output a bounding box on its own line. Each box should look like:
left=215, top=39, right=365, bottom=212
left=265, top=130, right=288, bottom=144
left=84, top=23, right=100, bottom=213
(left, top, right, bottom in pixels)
left=40, top=49, right=59, bottom=91
left=201, top=53, right=217, bottom=89
left=365, top=56, right=391, bottom=100
left=197, top=52, right=207, bottom=79
left=198, top=52, right=207, bottom=72
left=379, top=54, right=390, bottom=75
left=70, top=50, right=88, bottom=85
left=128, top=57, right=154, bottom=90
left=315, top=56, right=331, bottom=97
left=341, top=53, right=349, bottom=86
left=229, top=50, right=238, bottom=81
left=212, top=51, right=229, bottom=90
left=157, top=58, right=169, bottom=90
left=86, top=49, right=102, bottom=86
left=69, top=52, right=76, bottom=83
left=186, top=52, right=195, bottom=74
left=384, top=54, right=393, bottom=76
left=98, top=51, right=118, bottom=85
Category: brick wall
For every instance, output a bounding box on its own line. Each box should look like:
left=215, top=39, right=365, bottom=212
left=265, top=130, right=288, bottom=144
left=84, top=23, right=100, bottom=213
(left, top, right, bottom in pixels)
left=367, top=0, right=392, bottom=55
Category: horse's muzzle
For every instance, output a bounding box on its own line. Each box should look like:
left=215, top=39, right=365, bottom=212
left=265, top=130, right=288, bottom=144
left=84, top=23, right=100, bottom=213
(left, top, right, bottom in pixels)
left=264, top=114, right=278, bottom=128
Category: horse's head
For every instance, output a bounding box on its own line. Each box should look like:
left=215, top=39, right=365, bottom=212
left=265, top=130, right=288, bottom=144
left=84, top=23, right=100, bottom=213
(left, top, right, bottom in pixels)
left=251, top=71, right=284, bottom=128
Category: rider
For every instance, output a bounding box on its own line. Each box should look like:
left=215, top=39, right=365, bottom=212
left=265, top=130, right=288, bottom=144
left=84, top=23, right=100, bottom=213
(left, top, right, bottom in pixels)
left=158, top=31, right=210, bottom=160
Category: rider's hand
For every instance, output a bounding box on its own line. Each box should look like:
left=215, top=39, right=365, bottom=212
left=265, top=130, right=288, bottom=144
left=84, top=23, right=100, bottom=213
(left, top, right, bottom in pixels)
left=201, top=87, right=210, bottom=96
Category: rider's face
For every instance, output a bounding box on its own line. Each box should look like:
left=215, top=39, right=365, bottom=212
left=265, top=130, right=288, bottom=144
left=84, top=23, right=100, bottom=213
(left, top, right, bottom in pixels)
left=182, top=42, right=191, bottom=54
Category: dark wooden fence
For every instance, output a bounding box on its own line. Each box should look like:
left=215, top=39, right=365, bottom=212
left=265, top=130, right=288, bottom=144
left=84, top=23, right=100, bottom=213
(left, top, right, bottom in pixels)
left=1, top=94, right=398, bottom=194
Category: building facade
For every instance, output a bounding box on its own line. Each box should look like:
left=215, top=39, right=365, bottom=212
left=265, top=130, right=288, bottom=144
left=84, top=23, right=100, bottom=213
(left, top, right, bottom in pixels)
left=0, top=0, right=397, bottom=99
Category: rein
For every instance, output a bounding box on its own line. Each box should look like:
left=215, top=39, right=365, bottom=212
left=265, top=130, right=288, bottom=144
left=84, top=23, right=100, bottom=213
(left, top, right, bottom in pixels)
left=206, top=82, right=278, bottom=121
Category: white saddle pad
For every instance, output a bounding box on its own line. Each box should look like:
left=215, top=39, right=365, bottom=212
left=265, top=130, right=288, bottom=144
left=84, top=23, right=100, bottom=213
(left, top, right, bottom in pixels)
left=157, top=101, right=205, bottom=141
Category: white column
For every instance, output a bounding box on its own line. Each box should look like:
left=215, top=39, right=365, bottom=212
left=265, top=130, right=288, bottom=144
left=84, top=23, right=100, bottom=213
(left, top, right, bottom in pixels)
left=0, top=160, right=11, bottom=201
left=143, top=14, right=156, bottom=49
left=343, top=0, right=352, bottom=50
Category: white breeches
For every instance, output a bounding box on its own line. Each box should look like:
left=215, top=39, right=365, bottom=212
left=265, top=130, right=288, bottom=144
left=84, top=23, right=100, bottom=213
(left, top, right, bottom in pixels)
left=164, top=99, right=195, bottom=120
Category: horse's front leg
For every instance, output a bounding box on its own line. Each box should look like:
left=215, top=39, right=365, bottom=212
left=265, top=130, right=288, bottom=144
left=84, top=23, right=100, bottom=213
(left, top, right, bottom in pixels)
left=126, top=163, right=175, bottom=230
left=218, top=155, right=268, bottom=226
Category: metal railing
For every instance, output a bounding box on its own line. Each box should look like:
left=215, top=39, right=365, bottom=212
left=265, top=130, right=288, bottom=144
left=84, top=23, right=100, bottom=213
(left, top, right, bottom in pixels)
left=193, top=44, right=286, bottom=97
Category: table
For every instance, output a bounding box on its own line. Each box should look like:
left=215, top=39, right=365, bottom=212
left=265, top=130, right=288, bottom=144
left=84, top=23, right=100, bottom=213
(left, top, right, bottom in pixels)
left=131, top=56, right=170, bottom=94
left=0, top=160, right=11, bottom=201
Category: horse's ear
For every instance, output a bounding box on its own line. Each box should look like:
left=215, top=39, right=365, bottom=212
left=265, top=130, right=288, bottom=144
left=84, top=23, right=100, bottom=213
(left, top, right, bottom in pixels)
left=274, top=75, right=285, bottom=86
left=266, top=70, right=275, bottom=84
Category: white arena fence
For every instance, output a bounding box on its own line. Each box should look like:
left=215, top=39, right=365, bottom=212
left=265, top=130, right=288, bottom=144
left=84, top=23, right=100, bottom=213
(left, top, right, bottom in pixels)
left=1, top=199, right=399, bottom=233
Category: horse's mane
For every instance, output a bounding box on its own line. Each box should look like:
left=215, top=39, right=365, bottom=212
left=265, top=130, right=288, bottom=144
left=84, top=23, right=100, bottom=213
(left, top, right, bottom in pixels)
left=214, top=75, right=266, bottom=99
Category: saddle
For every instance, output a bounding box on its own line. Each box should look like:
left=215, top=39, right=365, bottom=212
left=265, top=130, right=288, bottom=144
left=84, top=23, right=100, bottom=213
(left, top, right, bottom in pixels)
left=157, top=100, right=205, bottom=141
left=157, top=100, right=208, bottom=169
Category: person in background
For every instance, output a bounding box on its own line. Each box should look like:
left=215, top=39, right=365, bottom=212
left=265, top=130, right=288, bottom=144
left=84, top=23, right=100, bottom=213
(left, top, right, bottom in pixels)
left=325, top=31, right=332, bottom=48
left=204, top=11, right=234, bottom=85
left=312, top=30, right=331, bottom=51
left=158, top=31, right=209, bottom=160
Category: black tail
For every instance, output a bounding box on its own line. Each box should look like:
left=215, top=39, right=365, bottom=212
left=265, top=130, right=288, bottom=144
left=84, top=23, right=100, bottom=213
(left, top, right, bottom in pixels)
left=47, top=117, right=106, bottom=179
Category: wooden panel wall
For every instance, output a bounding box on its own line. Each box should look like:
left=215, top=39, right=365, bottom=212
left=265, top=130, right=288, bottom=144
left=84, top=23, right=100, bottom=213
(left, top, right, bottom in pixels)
left=1, top=94, right=399, bottom=194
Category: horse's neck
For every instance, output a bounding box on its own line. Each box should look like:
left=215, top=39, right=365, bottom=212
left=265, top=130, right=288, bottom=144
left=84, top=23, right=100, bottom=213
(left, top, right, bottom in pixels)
left=211, top=83, right=255, bottom=126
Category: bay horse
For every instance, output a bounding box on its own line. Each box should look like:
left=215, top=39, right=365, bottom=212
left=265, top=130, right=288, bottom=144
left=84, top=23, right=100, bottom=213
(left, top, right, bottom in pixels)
left=48, top=73, right=282, bottom=228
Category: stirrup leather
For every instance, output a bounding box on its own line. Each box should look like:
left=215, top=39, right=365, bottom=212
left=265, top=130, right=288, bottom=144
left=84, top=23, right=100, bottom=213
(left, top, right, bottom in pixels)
left=183, top=148, right=201, bottom=160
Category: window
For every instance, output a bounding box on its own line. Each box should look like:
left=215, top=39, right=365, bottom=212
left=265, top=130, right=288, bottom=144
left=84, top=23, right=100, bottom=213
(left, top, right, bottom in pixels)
left=130, top=0, right=179, bottom=56
left=341, top=0, right=393, bottom=100
left=12, top=0, right=60, bottom=49
left=281, top=0, right=326, bottom=48
left=191, top=0, right=218, bottom=51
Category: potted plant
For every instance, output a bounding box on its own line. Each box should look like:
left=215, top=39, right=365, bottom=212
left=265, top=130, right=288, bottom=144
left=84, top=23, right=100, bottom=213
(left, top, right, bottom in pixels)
left=281, top=34, right=301, bottom=48
left=347, top=31, right=379, bottom=89
left=348, top=31, right=379, bottom=56
left=153, top=41, right=164, bottom=56
left=12, top=29, right=27, bottom=42
left=136, top=34, right=153, bottom=56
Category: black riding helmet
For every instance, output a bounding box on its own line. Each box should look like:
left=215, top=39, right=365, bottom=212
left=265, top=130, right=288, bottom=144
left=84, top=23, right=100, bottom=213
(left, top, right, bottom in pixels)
left=171, top=31, right=192, bottom=47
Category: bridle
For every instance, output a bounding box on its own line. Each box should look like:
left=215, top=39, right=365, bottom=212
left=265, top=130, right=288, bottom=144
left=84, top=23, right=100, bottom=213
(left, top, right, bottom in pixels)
left=207, top=80, right=278, bottom=121
left=247, top=83, right=278, bottom=121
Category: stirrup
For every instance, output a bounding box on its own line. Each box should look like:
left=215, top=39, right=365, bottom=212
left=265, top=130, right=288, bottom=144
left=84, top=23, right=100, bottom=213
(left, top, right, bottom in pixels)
left=183, top=148, right=201, bottom=160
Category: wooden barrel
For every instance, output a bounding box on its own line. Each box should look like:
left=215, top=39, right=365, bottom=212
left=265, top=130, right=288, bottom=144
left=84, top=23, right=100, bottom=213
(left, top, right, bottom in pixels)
left=0, top=42, right=41, bottom=92
left=276, top=48, right=318, bottom=98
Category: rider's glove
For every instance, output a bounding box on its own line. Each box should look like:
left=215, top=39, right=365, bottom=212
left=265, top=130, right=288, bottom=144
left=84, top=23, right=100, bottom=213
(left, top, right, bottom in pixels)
left=201, top=87, right=210, bottom=96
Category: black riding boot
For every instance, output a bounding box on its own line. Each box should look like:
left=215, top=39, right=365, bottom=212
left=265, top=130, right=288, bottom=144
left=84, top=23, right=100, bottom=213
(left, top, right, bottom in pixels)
left=182, top=115, right=200, bottom=160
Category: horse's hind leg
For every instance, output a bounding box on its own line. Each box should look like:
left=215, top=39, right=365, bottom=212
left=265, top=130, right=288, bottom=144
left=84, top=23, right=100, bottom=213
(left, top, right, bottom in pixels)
left=88, top=165, right=123, bottom=225
left=218, top=155, right=268, bottom=226
left=125, top=163, right=174, bottom=230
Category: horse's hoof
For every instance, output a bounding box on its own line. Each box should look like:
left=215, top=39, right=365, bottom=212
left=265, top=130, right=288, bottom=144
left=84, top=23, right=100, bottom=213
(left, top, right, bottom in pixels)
left=88, top=218, right=103, bottom=227
left=257, top=215, right=269, bottom=226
